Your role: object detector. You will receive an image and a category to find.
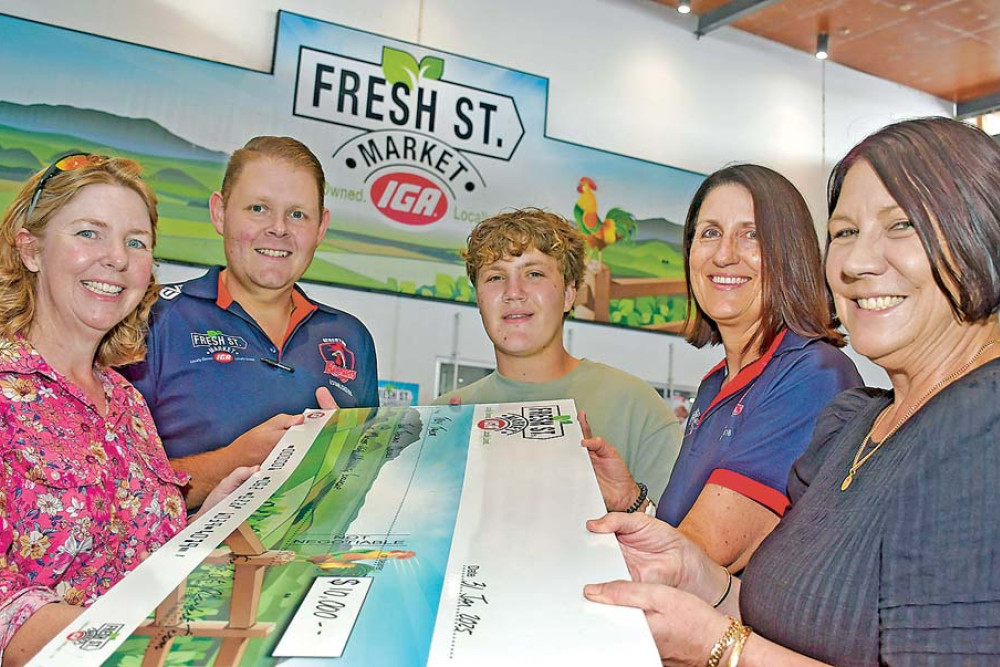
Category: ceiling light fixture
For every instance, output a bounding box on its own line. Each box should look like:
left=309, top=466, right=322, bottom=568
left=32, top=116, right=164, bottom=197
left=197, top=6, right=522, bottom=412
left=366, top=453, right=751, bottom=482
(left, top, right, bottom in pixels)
left=815, top=32, right=829, bottom=60
left=678, top=0, right=691, bottom=14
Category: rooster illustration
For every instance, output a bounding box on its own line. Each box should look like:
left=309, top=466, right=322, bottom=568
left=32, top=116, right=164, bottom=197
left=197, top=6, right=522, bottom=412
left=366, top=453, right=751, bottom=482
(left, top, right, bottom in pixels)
left=305, top=549, right=416, bottom=577
left=573, top=177, right=637, bottom=263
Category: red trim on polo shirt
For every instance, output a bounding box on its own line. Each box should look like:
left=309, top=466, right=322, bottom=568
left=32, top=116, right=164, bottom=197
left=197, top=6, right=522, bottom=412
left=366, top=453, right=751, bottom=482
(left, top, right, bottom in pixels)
left=707, top=468, right=791, bottom=516
left=216, top=272, right=317, bottom=351
left=700, top=329, right=788, bottom=418
left=703, top=357, right=727, bottom=381
left=216, top=272, right=234, bottom=309
left=283, top=290, right=317, bottom=349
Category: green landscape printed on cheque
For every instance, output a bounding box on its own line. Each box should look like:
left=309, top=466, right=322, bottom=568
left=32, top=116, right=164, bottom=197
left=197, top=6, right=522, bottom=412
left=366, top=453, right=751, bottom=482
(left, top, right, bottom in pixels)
left=105, top=405, right=474, bottom=666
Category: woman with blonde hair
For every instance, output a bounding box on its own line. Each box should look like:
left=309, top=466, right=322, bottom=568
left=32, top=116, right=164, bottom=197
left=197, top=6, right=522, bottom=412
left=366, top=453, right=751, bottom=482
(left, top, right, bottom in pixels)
left=0, top=154, right=251, bottom=666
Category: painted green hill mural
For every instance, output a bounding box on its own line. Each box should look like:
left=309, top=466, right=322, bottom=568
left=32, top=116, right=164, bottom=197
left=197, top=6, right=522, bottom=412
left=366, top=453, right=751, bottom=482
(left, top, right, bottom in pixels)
left=0, top=102, right=228, bottom=163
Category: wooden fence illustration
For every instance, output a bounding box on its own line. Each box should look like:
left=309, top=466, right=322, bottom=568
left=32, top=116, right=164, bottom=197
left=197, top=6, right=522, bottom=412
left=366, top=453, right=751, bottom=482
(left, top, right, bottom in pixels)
left=132, top=522, right=294, bottom=667
left=574, top=263, right=687, bottom=333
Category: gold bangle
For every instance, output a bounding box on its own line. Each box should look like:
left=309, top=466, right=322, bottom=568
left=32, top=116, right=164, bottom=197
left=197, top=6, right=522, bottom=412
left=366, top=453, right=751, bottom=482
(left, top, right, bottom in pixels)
left=727, top=624, right=753, bottom=667
left=706, top=617, right=742, bottom=667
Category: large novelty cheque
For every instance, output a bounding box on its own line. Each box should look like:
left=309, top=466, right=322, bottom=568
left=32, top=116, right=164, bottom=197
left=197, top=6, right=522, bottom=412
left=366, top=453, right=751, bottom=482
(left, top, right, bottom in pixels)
left=30, top=401, right=658, bottom=666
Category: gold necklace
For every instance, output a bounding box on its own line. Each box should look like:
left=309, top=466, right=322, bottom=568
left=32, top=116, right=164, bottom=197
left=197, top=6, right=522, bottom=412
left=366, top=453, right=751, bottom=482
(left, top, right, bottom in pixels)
left=841, top=338, right=1000, bottom=492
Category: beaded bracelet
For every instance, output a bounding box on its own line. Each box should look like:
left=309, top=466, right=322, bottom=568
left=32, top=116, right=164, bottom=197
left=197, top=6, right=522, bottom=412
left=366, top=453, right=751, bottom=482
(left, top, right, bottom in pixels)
left=624, top=481, right=648, bottom=513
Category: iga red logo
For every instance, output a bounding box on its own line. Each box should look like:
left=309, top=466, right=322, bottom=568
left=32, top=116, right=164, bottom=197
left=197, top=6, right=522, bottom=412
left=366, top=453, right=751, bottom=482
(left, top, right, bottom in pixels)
left=478, top=417, right=510, bottom=431
left=213, top=351, right=233, bottom=364
left=371, top=172, right=447, bottom=226
left=477, top=413, right=528, bottom=435
left=319, top=339, right=358, bottom=382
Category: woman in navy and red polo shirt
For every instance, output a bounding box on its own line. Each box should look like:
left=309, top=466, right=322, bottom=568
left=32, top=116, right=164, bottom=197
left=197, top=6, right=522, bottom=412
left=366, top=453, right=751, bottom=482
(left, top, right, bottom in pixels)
left=584, top=164, right=861, bottom=571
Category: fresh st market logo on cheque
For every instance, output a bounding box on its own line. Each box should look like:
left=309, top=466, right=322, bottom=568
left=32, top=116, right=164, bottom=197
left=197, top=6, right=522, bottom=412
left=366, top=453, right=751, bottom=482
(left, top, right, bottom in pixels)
left=294, top=44, right=524, bottom=227
left=190, top=329, right=248, bottom=364
left=477, top=404, right=572, bottom=440
left=66, top=623, right=125, bottom=651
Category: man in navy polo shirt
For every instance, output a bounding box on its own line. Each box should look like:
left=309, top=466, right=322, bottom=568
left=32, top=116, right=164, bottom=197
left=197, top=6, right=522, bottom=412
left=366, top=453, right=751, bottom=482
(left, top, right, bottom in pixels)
left=123, top=137, right=377, bottom=506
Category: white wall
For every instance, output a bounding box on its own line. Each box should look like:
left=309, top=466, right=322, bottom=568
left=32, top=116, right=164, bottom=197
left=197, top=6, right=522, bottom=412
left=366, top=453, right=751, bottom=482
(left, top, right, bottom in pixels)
left=1, top=0, right=936, bottom=397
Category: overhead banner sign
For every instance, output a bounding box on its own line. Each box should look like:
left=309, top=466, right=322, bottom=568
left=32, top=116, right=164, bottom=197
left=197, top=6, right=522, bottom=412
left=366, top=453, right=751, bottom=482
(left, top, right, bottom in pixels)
left=0, top=11, right=704, bottom=331
left=31, top=402, right=659, bottom=666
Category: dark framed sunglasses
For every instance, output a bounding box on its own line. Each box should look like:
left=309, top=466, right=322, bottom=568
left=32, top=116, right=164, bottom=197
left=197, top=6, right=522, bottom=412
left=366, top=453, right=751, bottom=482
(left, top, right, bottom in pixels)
left=25, top=153, right=107, bottom=221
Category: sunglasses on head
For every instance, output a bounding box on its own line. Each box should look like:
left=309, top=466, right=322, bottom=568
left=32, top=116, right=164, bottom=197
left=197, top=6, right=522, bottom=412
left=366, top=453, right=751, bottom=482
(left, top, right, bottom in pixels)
left=25, top=153, right=107, bottom=221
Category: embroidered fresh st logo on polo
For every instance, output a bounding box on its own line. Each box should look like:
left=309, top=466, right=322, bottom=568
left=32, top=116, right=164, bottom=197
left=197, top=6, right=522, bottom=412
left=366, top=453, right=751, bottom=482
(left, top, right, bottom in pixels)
left=189, top=330, right=248, bottom=364
left=319, top=339, right=358, bottom=382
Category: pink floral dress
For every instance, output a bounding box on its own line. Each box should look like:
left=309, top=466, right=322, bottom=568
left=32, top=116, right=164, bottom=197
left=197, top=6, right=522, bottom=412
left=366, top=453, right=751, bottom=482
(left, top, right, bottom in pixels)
left=0, top=336, right=188, bottom=657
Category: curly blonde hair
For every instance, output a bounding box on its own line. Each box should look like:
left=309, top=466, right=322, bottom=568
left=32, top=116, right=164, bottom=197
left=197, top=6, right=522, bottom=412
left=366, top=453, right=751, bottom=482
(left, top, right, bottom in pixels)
left=0, top=155, right=159, bottom=367
left=463, top=208, right=586, bottom=290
